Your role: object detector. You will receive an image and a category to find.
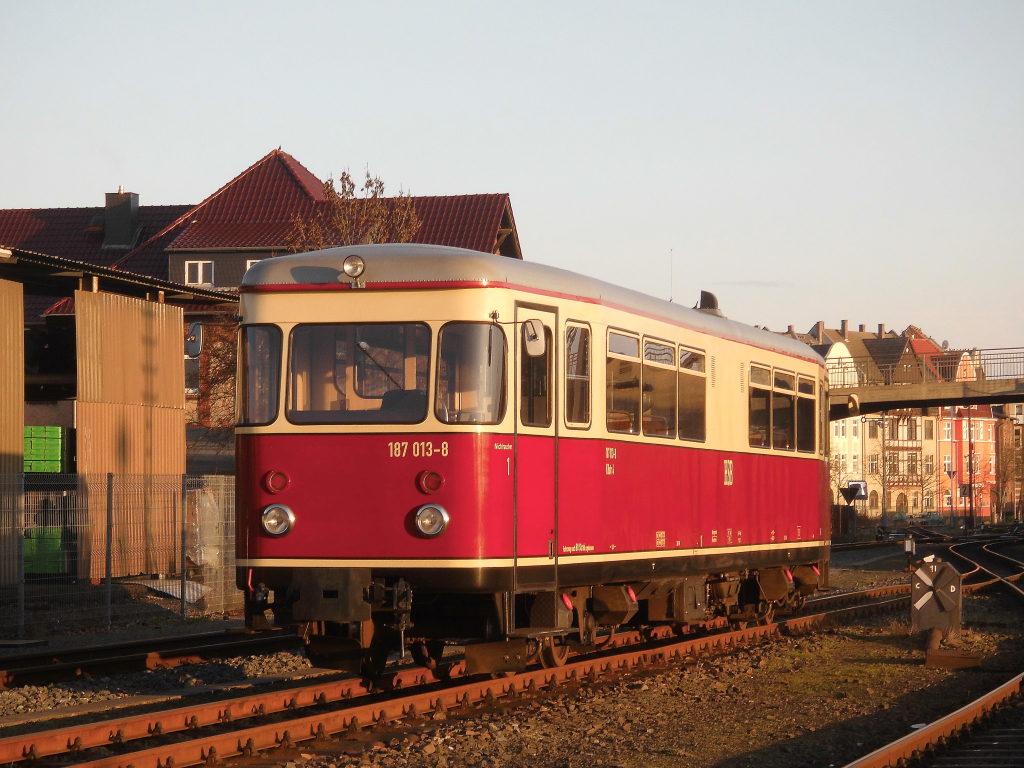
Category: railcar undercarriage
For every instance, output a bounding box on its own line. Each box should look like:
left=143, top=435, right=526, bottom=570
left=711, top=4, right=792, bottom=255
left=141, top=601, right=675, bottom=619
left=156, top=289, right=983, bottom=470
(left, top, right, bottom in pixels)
left=243, top=560, right=828, bottom=676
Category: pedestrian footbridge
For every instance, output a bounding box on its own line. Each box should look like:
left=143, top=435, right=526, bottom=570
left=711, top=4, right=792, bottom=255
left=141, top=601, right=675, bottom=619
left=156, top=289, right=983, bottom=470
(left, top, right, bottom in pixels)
left=828, top=347, right=1024, bottom=419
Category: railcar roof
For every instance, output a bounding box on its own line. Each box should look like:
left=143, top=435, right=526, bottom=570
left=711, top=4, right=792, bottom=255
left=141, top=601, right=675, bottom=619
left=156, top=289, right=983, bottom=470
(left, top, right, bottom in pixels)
left=243, top=244, right=822, bottom=363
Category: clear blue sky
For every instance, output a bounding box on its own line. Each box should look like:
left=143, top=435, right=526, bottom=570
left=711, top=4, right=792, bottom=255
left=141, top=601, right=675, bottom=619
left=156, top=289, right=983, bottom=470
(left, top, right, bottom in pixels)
left=2, top=2, right=1021, bottom=348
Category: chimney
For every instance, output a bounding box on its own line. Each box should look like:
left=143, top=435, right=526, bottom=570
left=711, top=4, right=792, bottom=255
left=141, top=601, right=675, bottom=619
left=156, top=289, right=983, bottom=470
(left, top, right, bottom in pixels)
left=840, top=319, right=849, bottom=340
left=878, top=323, right=886, bottom=337
left=103, top=189, right=140, bottom=249
left=787, top=325, right=795, bottom=336
left=859, top=324, right=865, bottom=332
left=814, top=321, right=824, bottom=344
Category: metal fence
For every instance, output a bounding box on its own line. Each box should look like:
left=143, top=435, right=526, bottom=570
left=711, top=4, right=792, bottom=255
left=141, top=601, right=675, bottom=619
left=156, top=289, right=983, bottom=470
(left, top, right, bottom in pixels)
left=0, top=474, right=241, bottom=638
left=827, top=347, right=1024, bottom=389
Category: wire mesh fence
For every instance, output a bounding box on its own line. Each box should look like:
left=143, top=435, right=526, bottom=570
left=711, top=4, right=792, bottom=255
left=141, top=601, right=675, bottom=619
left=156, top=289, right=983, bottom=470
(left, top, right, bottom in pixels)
left=0, top=474, right=241, bottom=638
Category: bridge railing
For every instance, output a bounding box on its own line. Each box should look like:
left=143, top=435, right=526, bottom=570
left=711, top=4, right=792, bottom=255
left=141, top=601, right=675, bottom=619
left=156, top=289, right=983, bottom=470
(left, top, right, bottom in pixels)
left=827, top=347, right=1024, bottom=388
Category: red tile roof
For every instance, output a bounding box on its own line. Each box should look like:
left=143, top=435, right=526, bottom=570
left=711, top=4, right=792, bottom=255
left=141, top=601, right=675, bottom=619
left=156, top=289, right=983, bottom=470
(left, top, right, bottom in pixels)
left=412, top=195, right=518, bottom=255
left=0, top=205, right=192, bottom=270
left=1, top=148, right=522, bottom=284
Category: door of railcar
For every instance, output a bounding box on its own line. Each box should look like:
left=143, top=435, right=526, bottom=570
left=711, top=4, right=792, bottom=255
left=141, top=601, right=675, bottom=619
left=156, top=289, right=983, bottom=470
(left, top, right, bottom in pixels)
left=513, top=305, right=558, bottom=594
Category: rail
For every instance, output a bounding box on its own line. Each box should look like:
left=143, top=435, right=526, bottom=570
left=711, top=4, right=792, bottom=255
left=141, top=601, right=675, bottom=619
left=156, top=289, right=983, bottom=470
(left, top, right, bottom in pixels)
left=826, top=347, right=1024, bottom=388
left=0, top=587, right=912, bottom=768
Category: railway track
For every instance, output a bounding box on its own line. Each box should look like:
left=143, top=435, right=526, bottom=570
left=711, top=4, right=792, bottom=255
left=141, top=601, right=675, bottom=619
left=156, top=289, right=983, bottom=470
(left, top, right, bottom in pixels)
left=842, top=540, right=1024, bottom=768
left=0, top=630, right=302, bottom=690
left=0, top=586, right=912, bottom=768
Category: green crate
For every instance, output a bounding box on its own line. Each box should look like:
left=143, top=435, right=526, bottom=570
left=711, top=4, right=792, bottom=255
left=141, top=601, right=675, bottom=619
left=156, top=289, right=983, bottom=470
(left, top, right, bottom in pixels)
left=27, top=461, right=61, bottom=473
left=41, top=426, right=62, bottom=438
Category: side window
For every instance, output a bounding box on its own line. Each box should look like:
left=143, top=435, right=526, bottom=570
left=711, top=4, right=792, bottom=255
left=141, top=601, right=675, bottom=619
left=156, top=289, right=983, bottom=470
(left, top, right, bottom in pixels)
left=797, top=376, right=816, bottom=453
left=678, top=347, right=706, bottom=442
left=749, top=365, right=771, bottom=448
left=642, top=339, right=676, bottom=438
left=565, top=324, right=591, bottom=427
left=772, top=370, right=796, bottom=450
left=606, top=331, right=641, bottom=435
left=520, top=324, right=553, bottom=428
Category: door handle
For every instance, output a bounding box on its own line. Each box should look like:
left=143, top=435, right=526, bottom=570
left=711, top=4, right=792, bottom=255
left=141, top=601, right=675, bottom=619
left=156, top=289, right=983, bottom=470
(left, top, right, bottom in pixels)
left=548, top=539, right=555, bottom=559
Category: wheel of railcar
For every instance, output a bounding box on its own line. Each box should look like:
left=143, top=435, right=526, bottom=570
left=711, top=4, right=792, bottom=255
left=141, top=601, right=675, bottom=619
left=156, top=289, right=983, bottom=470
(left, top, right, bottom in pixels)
left=539, top=636, right=570, bottom=668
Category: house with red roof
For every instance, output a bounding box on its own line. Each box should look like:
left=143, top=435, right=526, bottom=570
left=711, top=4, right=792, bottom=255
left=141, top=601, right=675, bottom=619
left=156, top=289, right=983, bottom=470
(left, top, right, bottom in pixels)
left=0, top=149, right=522, bottom=308
left=0, top=149, right=523, bottom=472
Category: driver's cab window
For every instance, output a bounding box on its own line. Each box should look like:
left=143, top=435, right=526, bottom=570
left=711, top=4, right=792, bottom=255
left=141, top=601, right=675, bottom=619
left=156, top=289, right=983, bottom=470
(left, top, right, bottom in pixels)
left=435, top=322, right=507, bottom=425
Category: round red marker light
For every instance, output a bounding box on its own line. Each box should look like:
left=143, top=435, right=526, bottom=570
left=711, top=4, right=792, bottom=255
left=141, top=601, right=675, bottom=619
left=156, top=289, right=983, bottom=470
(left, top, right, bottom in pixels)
left=263, top=471, right=290, bottom=494
left=561, top=593, right=574, bottom=611
left=417, top=470, right=445, bottom=494
left=626, top=586, right=637, bottom=603
left=785, top=569, right=793, bottom=582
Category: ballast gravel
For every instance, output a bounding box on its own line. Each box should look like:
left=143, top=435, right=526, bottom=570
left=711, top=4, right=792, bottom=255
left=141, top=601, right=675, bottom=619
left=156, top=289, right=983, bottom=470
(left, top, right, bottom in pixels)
left=0, top=650, right=313, bottom=718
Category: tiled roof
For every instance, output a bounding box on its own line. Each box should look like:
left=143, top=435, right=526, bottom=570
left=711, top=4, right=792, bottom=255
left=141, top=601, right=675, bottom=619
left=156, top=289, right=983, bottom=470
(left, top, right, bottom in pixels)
left=44, top=296, right=75, bottom=315
left=2, top=148, right=522, bottom=286
left=0, top=205, right=192, bottom=270
left=165, top=150, right=324, bottom=251
left=412, top=195, right=518, bottom=255
left=166, top=192, right=520, bottom=256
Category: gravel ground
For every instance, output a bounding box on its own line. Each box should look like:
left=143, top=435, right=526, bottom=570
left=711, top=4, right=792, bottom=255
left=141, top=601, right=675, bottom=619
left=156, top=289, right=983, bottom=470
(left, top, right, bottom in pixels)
left=262, top=603, right=1023, bottom=768
left=827, top=547, right=910, bottom=593
left=0, top=650, right=314, bottom=718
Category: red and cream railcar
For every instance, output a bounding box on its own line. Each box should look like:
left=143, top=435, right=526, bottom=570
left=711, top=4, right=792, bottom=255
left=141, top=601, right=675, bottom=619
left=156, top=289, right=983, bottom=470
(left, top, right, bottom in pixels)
left=236, top=244, right=830, bottom=672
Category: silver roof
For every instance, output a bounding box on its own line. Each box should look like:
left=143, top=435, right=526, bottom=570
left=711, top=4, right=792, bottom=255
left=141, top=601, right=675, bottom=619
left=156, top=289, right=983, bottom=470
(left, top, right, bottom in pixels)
left=244, top=244, right=822, bottom=363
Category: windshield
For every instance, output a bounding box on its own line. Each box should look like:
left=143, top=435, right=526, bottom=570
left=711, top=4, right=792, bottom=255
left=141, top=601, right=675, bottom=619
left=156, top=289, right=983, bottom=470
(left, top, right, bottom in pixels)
left=237, top=325, right=283, bottom=426
left=288, top=323, right=430, bottom=424
left=435, top=323, right=507, bottom=424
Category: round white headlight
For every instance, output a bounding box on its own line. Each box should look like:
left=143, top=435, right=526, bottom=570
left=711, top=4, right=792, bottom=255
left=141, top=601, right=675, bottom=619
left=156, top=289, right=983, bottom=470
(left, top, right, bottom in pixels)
left=343, top=254, right=365, bottom=278
left=414, top=504, right=450, bottom=537
left=262, top=505, right=295, bottom=536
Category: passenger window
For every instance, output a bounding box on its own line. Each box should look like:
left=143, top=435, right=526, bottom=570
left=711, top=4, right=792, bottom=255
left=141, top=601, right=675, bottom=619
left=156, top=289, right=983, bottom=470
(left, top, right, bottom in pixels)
left=606, top=331, right=641, bottom=434
left=520, top=324, right=553, bottom=427
left=565, top=325, right=591, bottom=427
left=435, top=323, right=506, bottom=425
left=797, top=376, right=816, bottom=453
left=642, top=340, right=676, bottom=438
left=749, top=365, right=771, bottom=448
left=772, top=369, right=795, bottom=451
left=678, top=347, right=706, bottom=442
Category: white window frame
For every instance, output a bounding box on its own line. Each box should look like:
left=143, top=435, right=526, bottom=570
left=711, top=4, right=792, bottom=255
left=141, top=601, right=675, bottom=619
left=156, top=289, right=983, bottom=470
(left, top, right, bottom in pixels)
left=246, top=259, right=262, bottom=271
left=185, top=260, right=214, bottom=286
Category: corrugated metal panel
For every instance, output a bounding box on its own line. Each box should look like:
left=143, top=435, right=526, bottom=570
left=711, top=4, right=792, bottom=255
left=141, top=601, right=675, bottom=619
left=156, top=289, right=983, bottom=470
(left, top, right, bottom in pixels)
left=76, top=291, right=185, bottom=408
left=75, top=404, right=185, bottom=579
left=0, top=279, right=23, bottom=474
left=76, top=402, right=185, bottom=475
left=0, top=279, right=24, bottom=586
